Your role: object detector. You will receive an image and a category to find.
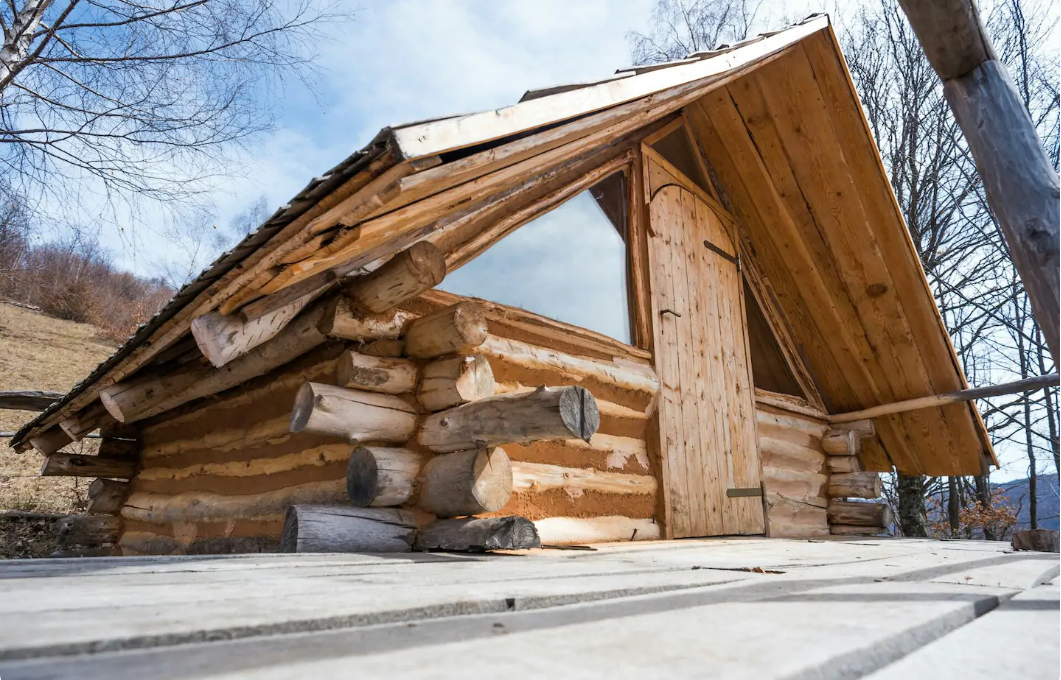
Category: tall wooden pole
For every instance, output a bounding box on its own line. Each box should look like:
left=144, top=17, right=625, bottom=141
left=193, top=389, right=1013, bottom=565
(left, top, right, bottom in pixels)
left=897, top=0, right=1060, bottom=363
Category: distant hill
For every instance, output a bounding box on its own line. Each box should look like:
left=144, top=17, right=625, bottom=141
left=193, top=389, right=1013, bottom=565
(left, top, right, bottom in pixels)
left=995, top=473, right=1060, bottom=531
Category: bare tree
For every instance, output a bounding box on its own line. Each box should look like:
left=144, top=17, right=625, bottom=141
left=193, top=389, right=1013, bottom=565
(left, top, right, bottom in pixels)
left=0, top=0, right=346, bottom=221
left=628, top=0, right=766, bottom=65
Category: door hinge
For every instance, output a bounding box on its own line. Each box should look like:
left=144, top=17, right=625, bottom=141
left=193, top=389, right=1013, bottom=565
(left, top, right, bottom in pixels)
left=726, top=487, right=763, bottom=498
left=703, top=239, right=740, bottom=271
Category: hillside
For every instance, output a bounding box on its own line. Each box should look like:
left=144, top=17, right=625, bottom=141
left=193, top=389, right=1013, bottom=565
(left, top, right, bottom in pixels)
left=996, top=473, right=1061, bottom=531
left=0, top=302, right=117, bottom=514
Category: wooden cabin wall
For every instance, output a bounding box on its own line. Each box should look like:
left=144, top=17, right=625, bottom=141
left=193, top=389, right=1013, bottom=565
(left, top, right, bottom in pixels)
left=116, top=290, right=662, bottom=555
left=755, top=403, right=830, bottom=538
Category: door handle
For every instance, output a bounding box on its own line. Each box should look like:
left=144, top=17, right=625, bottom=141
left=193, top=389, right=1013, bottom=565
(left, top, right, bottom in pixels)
left=660, top=309, right=682, bottom=318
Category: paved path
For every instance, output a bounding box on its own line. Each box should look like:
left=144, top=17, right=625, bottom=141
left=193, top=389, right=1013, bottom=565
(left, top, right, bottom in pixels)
left=0, top=538, right=1056, bottom=679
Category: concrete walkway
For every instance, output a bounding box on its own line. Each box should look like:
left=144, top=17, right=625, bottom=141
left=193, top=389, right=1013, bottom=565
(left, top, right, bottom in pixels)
left=0, top=538, right=1056, bottom=679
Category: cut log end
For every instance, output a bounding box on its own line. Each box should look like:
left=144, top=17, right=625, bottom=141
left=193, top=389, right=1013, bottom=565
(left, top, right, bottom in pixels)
left=558, top=385, right=600, bottom=443
left=345, top=241, right=447, bottom=315
left=403, top=302, right=489, bottom=359
left=418, top=447, right=513, bottom=518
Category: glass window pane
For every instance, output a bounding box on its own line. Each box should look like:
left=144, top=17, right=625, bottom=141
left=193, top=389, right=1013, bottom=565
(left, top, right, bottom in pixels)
left=439, top=172, right=631, bottom=343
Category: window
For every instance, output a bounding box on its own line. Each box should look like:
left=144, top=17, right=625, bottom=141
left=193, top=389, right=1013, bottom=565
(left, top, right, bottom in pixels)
left=743, top=281, right=804, bottom=398
left=650, top=127, right=713, bottom=196
left=438, top=171, right=632, bottom=343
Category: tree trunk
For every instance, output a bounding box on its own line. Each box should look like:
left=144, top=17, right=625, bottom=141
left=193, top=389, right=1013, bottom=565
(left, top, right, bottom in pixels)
left=947, top=476, right=960, bottom=537
left=418, top=385, right=599, bottom=453
left=412, top=516, right=540, bottom=551
left=280, top=505, right=424, bottom=553
left=344, top=241, right=446, bottom=314
left=289, top=382, right=418, bottom=443
left=402, top=302, right=489, bottom=359
left=346, top=446, right=423, bottom=507
left=974, top=473, right=996, bottom=540
left=417, top=355, right=495, bottom=412
left=417, top=447, right=513, bottom=518
left=336, top=350, right=419, bottom=394
left=896, top=473, right=928, bottom=537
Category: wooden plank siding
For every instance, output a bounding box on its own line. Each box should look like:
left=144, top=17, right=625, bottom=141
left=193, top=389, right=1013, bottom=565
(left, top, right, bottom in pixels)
left=686, top=39, right=991, bottom=475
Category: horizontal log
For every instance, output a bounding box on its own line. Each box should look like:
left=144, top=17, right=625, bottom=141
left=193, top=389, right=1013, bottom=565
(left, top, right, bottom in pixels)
left=821, top=429, right=861, bottom=456
left=413, top=516, right=541, bottom=552
left=418, top=385, right=599, bottom=453
left=764, top=495, right=829, bottom=538
left=757, top=436, right=825, bottom=473
left=829, top=524, right=888, bottom=536
left=418, top=355, right=496, bottom=412
left=346, top=446, right=423, bottom=507
left=101, top=301, right=331, bottom=424
left=533, top=516, right=660, bottom=545
left=827, top=500, right=893, bottom=528
left=511, top=461, right=657, bottom=497
left=29, top=426, right=73, bottom=456
left=479, top=335, right=659, bottom=397
left=290, top=382, right=418, bottom=443
left=0, top=390, right=62, bottom=411
left=761, top=466, right=827, bottom=508
left=55, top=515, right=120, bottom=547
left=336, top=350, right=419, bottom=394
left=403, top=301, right=489, bottom=359
left=191, top=291, right=317, bottom=368
left=828, top=419, right=876, bottom=438
left=827, top=472, right=882, bottom=499
left=87, top=479, right=130, bottom=515
left=344, top=241, right=446, bottom=314
left=825, top=456, right=863, bottom=475
left=59, top=402, right=115, bottom=442
left=98, top=438, right=141, bottom=459
left=828, top=374, right=1060, bottom=423
left=119, top=533, right=280, bottom=556
left=318, top=297, right=413, bottom=341
left=418, top=447, right=513, bottom=518
left=239, top=269, right=337, bottom=323
left=138, top=443, right=351, bottom=483
left=361, top=338, right=404, bottom=357
left=280, top=505, right=427, bottom=553
left=40, top=453, right=138, bottom=479
left=99, top=421, right=141, bottom=441
left=121, top=480, right=348, bottom=524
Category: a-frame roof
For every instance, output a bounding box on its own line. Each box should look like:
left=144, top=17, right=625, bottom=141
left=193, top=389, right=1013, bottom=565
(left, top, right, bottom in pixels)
left=14, top=15, right=993, bottom=476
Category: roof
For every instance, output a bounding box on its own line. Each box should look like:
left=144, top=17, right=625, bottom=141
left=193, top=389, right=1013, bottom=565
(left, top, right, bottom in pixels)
left=13, top=15, right=993, bottom=476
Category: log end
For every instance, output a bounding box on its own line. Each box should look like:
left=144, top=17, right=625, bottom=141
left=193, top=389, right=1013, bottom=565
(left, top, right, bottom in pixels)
left=472, top=446, right=514, bottom=513
left=280, top=506, right=299, bottom=553
left=98, top=388, right=128, bottom=424
left=289, top=383, right=316, bottom=433
left=407, top=240, right=447, bottom=288
left=346, top=446, right=381, bottom=508
left=190, top=312, right=235, bottom=368
left=558, top=386, right=600, bottom=443
left=452, top=301, right=489, bottom=348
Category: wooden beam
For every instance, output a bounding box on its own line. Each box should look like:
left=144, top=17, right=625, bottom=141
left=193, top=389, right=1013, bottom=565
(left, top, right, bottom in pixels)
left=825, top=456, right=863, bottom=475
left=402, top=302, right=488, bottom=359
left=290, top=382, right=418, bottom=443
left=29, top=426, right=73, bottom=456
left=87, top=479, right=130, bottom=515
left=55, top=515, right=120, bottom=547
left=346, top=446, right=423, bottom=507
left=533, top=516, right=660, bottom=545
left=821, top=429, right=861, bottom=456
left=280, top=505, right=425, bottom=553
left=59, top=402, right=114, bottom=442
left=827, top=500, right=893, bottom=528
left=344, top=241, right=446, bottom=314
left=829, top=374, right=1060, bottom=424
left=898, top=0, right=1060, bottom=362
left=101, top=301, right=331, bottom=424
left=335, top=351, right=419, bottom=395
left=97, top=438, right=140, bottom=460
left=412, top=516, right=541, bottom=551
left=827, top=472, right=882, bottom=500
left=0, top=390, right=62, bottom=411
left=418, top=447, right=513, bottom=518
left=417, top=355, right=496, bottom=412
left=318, top=297, right=412, bottom=342
left=40, top=454, right=137, bottom=479
left=418, top=385, right=600, bottom=453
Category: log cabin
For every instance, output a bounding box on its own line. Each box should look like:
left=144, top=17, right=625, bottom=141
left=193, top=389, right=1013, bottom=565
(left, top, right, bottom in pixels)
left=11, top=14, right=996, bottom=555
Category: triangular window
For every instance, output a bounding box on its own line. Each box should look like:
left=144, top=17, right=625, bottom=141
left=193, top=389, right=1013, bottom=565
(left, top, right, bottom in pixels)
left=743, top=280, right=804, bottom=398
left=438, top=171, right=632, bottom=343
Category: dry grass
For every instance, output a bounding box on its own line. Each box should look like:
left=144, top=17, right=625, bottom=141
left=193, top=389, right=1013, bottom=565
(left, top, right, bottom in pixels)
left=0, top=302, right=117, bottom=514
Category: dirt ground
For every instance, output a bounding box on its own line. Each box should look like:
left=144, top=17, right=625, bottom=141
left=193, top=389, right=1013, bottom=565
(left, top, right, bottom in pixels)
left=0, top=302, right=117, bottom=556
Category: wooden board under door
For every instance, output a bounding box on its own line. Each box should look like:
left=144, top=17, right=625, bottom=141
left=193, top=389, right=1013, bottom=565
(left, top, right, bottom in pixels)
left=644, top=150, right=765, bottom=537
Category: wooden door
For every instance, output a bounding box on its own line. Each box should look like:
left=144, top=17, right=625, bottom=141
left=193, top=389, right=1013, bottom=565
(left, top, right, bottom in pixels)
left=643, top=150, right=765, bottom=538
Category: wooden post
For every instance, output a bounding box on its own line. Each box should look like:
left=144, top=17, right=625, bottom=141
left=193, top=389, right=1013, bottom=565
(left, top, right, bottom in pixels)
left=41, top=453, right=138, bottom=479
left=336, top=350, right=419, bottom=395
left=318, top=297, right=413, bottom=342
left=413, top=516, right=541, bottom=551
left=897, top=0, right=1060, bottom=362
left=280, top=505, right=425, bottom=553
left=29, top=426, right=73, bottom=456
left=0, top=390, right=62, bottom=411
left=418, top=385, right=599, bottom=453
left=87, top=479, right=130, bottom=515
left=346, top=446, right=423, bottom=507
left=418, top=447, right=513, bottom=518
left=402, top=302, right=489, bottom=359
left=417, top=355, right=495, bottom=412
left=827, top=500, right=893, bottom=528
left=59, top=402, right=115, bottom=442
left=101, top=301, right=331, bottom=423
left=55, top=515, right=120, bottom=547
left=825, top=456, right=863, bottom=475
left=289, top=382, right=418, bottom=443
left=827, top=472, right=882, bottom=499
left=821, top=429, right=860, bottom=456
left=344, top=241, right=446, bottom=314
